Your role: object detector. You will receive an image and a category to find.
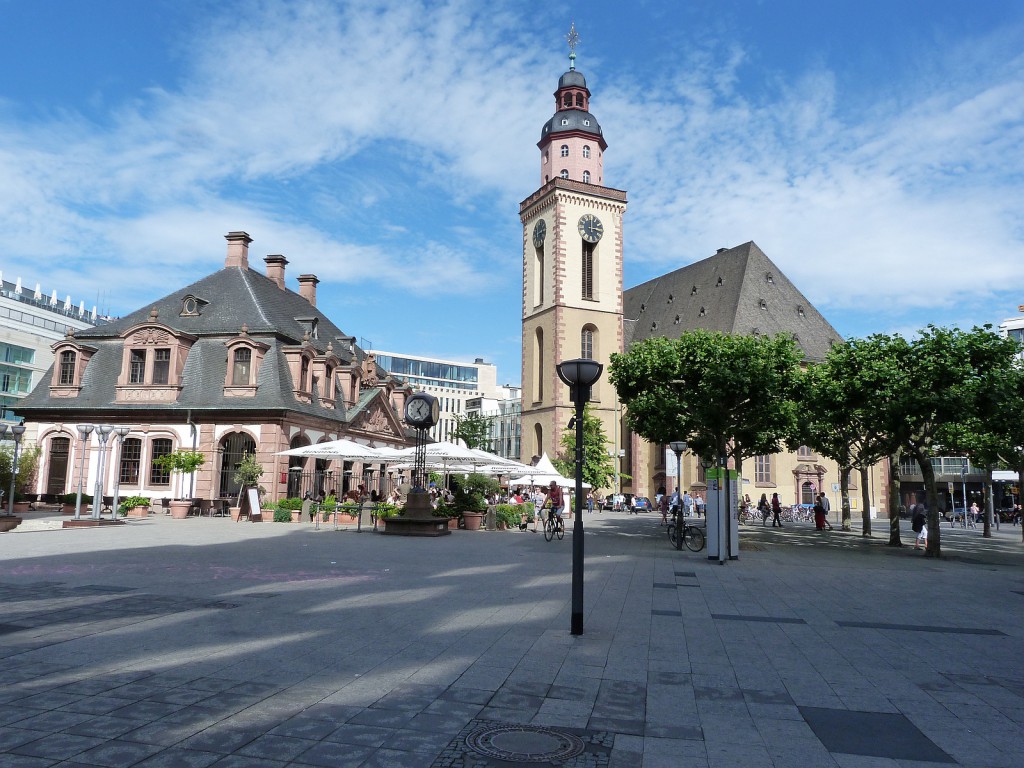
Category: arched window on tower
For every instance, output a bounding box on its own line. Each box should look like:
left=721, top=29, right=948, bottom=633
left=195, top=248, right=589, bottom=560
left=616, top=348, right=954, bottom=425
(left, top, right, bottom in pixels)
left=533, top=328, right=544, bottom=403
left=582, top=241, right=595, bottom=299
left=534, top=423, right=543, bottom=462
left=534, top=243, right=544, bottom=306
left=581, top=326, right=595, bottom=359
left=560, top=145, right=569, bottom=157
left=559, top=169, right=569, bottom=179
left=563, top=93, right=572, bottom=107
left=582, top=145, right=590, bottom=158
left=576, top=93, right=584, bottom=107
left=583, top=170, right=591, bottom=183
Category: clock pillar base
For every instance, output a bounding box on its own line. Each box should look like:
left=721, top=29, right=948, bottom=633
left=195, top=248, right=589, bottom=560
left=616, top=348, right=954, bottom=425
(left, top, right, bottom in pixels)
left=381, top=489, right=451, bottom=537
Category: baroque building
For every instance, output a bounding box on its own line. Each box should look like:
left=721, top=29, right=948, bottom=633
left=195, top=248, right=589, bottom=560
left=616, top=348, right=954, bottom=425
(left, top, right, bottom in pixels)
left=16, top=232, right=413, bottom=505
left=520, top=38, right=888, bottom=513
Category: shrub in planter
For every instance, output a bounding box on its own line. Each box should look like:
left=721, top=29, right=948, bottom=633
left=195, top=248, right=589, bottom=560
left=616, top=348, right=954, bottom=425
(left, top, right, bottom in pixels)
left=494, top=504, right=522, bottom=530
left=273, top=509, right=293, bottom=523
left=276, top=497, right=303, bottom=513
left=375, top=502, right=402, bottom=519
left=60, top=492, right=92, bottom=506
left=118, top=496, right=151, bottom=516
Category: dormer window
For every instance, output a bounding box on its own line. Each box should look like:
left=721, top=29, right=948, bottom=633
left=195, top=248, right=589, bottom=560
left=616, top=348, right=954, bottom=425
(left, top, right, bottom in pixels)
left=766, top=273, right=774, bottom=284
left=583, top=119, right=590, bottom=126
left=797, top=305, right=805, bottom=318
left=691, top=285, right=698, bottom=295
left=224, top=329, right=268, bottom=397
left=232, top=348, right=252, bottom=385
left=699, top=307, right=706, bottom=317
left=561, top=118, right=569, bottom=126
left=58, top=351, right=76, bottom=385
left=180, top=294, right=208, bottom=316
left=297, top=317, right=319, bottom=340
left=716, top=277, right=724, bottom=286
left=115, top=314, right=195, bottom=403
left=759, top=299, right=767, bottom=310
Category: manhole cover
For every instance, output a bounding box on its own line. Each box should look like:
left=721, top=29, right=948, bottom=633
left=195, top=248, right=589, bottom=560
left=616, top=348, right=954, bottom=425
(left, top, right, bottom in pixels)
left=466, top=723, right=586, bottom=763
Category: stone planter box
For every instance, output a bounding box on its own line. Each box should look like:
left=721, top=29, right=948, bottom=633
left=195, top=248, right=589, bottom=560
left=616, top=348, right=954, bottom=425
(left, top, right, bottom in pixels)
left=0, top=516, right=22, bottom=532
left=125, top=506, right=150, bottom=518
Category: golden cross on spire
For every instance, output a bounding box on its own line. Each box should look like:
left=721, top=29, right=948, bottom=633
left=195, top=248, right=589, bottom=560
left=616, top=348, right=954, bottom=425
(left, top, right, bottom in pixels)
left=566, top=22, right=579, bottom=70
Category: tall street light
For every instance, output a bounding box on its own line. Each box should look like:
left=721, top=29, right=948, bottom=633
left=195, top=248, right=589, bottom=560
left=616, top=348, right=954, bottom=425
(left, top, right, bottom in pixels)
left=556, top=357, right=603, bottom=637
left=110, top=426, right=131, bottom=519
left=91, top=425, right=114, bottom=520
left=0, top=423, right=26, bottom=514
left=74, top=424, right=95, bottom=519
left=669, top=441, right=688, bottom=550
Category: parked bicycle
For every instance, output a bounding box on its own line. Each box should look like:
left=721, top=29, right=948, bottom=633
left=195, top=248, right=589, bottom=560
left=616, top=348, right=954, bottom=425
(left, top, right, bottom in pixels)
left=666, top=510, right=705, bottom=552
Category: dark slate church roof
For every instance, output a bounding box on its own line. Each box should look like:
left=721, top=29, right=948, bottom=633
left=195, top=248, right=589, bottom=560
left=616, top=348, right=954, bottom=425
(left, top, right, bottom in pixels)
left=17, top=265, right=402, bottom=422
left=623, top=241, right=842, bottom=363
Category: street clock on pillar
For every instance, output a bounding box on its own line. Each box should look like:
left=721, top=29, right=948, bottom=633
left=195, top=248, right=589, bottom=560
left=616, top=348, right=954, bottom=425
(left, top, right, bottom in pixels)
left=404, top=392, right=439, bottom=430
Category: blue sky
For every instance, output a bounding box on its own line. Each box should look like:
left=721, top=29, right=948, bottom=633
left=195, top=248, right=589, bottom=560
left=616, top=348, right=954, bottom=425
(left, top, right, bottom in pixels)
left=1, top=0, right=1023, bottom=387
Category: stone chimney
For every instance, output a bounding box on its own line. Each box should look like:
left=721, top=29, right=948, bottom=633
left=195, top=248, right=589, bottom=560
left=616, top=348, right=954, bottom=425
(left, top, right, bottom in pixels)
left=297, top=274, right=319, bottom=307
left=225, top=231, right=252, bottom=268
left=264, top=255, right=288, bottom=290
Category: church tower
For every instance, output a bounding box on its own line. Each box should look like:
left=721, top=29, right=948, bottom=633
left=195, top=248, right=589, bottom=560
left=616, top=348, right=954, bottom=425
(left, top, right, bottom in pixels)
left=520, top=25, right=627, bottom=465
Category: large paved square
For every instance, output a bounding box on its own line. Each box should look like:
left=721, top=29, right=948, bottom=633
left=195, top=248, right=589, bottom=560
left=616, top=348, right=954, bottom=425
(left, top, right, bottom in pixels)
left=1, top=511, right=1021, bottom=766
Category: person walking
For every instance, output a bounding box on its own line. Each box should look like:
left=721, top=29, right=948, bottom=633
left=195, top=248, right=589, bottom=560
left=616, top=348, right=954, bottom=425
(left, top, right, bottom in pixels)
left=912, top=499, right=928, bottom=551
left=659, top=493, right=669, bottom=526
left=770, top=492, right=783, bottom=527
left=819, top=492, right=832, bottom=529
left=813, top=495, right=827, bottom=531
left=757, top=493, right=770, bottom=525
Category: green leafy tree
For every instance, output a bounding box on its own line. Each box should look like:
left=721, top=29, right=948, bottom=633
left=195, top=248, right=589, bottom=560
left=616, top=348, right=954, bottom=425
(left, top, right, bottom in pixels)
left=0, top=443, right=42, bottom=501
left=796, top=336, right=906, bottom=536
left=552, top=403, right=617, bottom=491
left=609, top=331, right=802, bottom=484
left=893, top=326, right=1019, bottom=557
left=938, top=346, right=1024, bottom=542
left=452, top=413, right=491, bottom=450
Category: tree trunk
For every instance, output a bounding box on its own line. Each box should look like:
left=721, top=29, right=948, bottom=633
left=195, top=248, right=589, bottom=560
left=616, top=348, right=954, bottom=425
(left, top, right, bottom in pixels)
left=982, top=467, right=993, bottom=538
left=914, top=450, right=942, bottom=558
left=840, top=465, right=852, bottom=531
left=1019, top=468, right=1024, bottom=544
left=887, top=449, right=903, bottom=547
left=860, top=465, right=872, bottom=537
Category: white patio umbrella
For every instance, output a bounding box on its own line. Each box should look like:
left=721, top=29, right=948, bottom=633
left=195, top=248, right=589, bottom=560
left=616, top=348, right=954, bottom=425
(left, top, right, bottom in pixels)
left=277, top=439, right=402, bottom=463
left=507, top=452, right=590, bottom=489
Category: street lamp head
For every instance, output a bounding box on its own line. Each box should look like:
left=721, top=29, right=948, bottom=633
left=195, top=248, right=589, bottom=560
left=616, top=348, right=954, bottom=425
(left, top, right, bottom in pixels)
left=113, top=426, right=131, bottom=438
left=556, top=358, right=603, bottom=388
left=11, top=424, right=25, bottom=438
left=669, top=440, right=688, bottom=454
left=700, top=456, right=714, bottom=469
left=77, top=424, right=95, bottom=438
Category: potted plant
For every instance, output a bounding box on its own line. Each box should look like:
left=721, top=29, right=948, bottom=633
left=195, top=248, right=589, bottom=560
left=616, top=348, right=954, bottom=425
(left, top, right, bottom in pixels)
left=118, top=495, right=151, bottom=518
left=276, top=497, right=303, bottom=522
left=231, top=453, right=264, bottom=520
left=319, top=493, right=337, bottom=522
left=337, top=501, right=360, bottom=524
left=153, top=450, right=206, bottom=518
left=60, top=492, right=92, bottom=515
left=448, top=473, right=497, bottom=531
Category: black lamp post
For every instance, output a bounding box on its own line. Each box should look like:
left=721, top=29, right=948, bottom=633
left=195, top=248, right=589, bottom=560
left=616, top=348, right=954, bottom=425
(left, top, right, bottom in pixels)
left=556, top=357, right=603, bottom=636
left=669, top=441, right=688, bottom=549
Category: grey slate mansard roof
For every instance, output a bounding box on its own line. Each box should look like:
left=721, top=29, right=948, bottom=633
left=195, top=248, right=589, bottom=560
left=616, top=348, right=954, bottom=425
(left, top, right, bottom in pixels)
left=540, top=109, right=604, bottom=143
left=17, top=265, right=403, bottom=421
left=623, top=241, right=843, bottom=363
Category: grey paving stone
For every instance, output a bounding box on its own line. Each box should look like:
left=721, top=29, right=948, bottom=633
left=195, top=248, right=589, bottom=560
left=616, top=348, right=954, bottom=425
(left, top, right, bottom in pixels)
left=73, top=739, right=164, bottom=767
left=292, top=740, right=375, bottom=767
left=9, top=732, right=106, bottom=761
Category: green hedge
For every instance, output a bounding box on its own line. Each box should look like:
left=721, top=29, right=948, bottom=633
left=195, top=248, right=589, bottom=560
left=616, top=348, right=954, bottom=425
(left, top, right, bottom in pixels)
left=273, top=508, right=293, bottom=522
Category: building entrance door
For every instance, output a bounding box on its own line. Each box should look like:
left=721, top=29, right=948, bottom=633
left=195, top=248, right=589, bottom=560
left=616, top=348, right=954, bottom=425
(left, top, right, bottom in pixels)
left=46, top=437, right=70, bottom=495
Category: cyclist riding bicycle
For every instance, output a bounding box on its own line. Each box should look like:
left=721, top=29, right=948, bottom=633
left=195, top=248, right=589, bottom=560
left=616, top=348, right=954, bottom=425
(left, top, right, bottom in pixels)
left=542, top=481, right=565, bottom=523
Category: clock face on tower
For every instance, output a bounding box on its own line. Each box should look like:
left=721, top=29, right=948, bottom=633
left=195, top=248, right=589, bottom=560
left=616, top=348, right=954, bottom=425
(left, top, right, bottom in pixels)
left=532, top=219, right=547, bottom=249
left=404, top=393, right=440, bottom=428
left=578, top=214, right=603, bottom=243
